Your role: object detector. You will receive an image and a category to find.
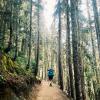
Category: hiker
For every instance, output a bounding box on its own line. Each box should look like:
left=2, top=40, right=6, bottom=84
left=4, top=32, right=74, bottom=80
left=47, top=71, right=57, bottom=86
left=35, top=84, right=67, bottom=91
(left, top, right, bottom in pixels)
left=48, top=68, right=54, bottom=86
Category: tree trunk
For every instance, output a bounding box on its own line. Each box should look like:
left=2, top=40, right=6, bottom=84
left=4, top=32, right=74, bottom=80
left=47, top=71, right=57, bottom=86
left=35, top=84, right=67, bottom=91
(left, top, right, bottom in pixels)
left=70, top=0, right=83, bottom=99
left=14, top=18, right=19, bottom=61
left=77, top=4, right=86, bottom=100
left=65, top=0, right=75, bottom=99
left=58, top=0, right=63, bottom=90
left=14, top=3, right=20, bottom=61
left=2, top=19, right=6, bottom=48
left=78, top=46, right=86, bottom=100
left=4, top=2, right=13, bottom=53
left=92, top=0, right=100, bottom=59
left=35, top=0, right=40, bottom=76
left=27, top=0, right=32, bottom=68
left=87, top=0, right=99, bottom=83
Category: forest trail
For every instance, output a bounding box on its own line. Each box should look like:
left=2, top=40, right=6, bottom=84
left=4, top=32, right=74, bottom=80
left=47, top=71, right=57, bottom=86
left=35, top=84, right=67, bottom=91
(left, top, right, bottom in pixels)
left=28, top=81, right=68, bottom=100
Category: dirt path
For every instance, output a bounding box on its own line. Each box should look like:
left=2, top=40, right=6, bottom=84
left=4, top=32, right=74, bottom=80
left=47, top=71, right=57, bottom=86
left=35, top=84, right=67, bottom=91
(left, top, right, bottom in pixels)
left=28, top=80, right=68, bottom=100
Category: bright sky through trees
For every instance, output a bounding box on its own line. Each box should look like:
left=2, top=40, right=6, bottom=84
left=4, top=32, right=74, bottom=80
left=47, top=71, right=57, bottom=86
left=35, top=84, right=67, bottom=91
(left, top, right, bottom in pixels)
left=42, top=0, right=88, bottom=32
left=42, top=0, right=56, bottom=31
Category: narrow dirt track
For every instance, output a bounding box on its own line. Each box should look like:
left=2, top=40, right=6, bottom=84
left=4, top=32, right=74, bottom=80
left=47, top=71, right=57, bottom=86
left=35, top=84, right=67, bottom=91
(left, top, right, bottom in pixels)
left=28, top=81, right=69, bottom=100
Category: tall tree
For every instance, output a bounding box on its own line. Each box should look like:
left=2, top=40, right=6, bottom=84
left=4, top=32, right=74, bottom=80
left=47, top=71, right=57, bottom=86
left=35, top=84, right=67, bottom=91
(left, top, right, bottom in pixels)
left=92, top=0, right=100, bottom=59
left=27, top=0, right=32, bottom=67
left=87, top=0, right=99, bottom=83
left=35, top=0, right=40, bottom=76
left=70, top=0, right=82, bottom=99
left=4, top=0, right=13, bottom=53
left=14, top=1, right=20, bottom=61
left=58, top=0, right=63, bottom=90
left=76, top=3, right=86, bottom=100
left=65, top=0, right=75, bottom=98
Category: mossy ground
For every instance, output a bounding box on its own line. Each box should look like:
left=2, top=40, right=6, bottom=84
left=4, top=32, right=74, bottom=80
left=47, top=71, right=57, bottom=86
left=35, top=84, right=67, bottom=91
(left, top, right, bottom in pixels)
left=0, top=51, right=41, bottom=99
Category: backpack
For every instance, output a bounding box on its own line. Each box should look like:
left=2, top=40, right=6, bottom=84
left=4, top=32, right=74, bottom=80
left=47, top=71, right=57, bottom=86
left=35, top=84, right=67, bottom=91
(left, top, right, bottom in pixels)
left=48, top=69, right=54, bottom=76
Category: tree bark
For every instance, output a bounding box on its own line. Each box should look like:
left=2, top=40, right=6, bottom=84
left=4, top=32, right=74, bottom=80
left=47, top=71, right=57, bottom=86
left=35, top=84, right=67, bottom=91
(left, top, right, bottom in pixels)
left=76, top=4, right=86, bottom=100
left=70, top=0, right=83, bottom=99
left=65, top=0, right=75, bottom=99
left=87, top=0, right=99, bottom=83
left=4, top=1, right=13, bottom=53
left=35, top=0, right=40, bottom=76
left=27, top=0, right=32, bottom=67
left=92, top=0, right=100, bottom=59
left=58, top=0, right=63, bottom=90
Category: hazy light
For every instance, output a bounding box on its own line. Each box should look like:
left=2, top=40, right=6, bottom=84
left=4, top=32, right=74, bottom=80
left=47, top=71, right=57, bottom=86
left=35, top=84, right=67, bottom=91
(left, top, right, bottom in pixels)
left=42, top=0, right=88, bottom=32
left=42, top=0, right=56, bottom=31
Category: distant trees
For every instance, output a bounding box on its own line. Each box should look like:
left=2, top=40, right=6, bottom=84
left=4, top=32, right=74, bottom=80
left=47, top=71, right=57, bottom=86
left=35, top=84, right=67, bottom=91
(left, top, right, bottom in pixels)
left=0, top=0, right=42, bottom=75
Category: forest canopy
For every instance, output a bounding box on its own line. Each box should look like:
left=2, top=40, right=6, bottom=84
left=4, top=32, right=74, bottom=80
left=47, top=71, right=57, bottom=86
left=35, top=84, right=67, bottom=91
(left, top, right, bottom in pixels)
left=0, top=0, right=100, bottom=100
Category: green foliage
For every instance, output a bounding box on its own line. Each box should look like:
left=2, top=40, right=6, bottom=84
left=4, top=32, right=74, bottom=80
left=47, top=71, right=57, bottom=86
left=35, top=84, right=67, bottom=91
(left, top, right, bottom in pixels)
left=0, top=75, right=5, bottom=84
left=31, top=59, right=36, bottom=67
left=34, top=1, right=43, bottom=11
left=14, top=66, right=26, bottom=75
left=16, top=56, right=27, bottom=68
left=0, top=52, right=35, bottom=85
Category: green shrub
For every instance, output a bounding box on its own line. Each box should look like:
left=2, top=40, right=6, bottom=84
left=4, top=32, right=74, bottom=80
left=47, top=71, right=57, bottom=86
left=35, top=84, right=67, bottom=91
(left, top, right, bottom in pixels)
left=0, top=75, right=5, bottom=84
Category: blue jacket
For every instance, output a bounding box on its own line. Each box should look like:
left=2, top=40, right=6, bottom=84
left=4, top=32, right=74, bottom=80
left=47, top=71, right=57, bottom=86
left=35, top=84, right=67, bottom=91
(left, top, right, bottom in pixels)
left=48, top=69, right=54, bottom=76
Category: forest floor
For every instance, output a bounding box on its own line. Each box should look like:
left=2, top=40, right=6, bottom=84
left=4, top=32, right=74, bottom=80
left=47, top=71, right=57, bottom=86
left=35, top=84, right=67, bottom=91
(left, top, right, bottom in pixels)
left=28, top=80, right=69, bottom=100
